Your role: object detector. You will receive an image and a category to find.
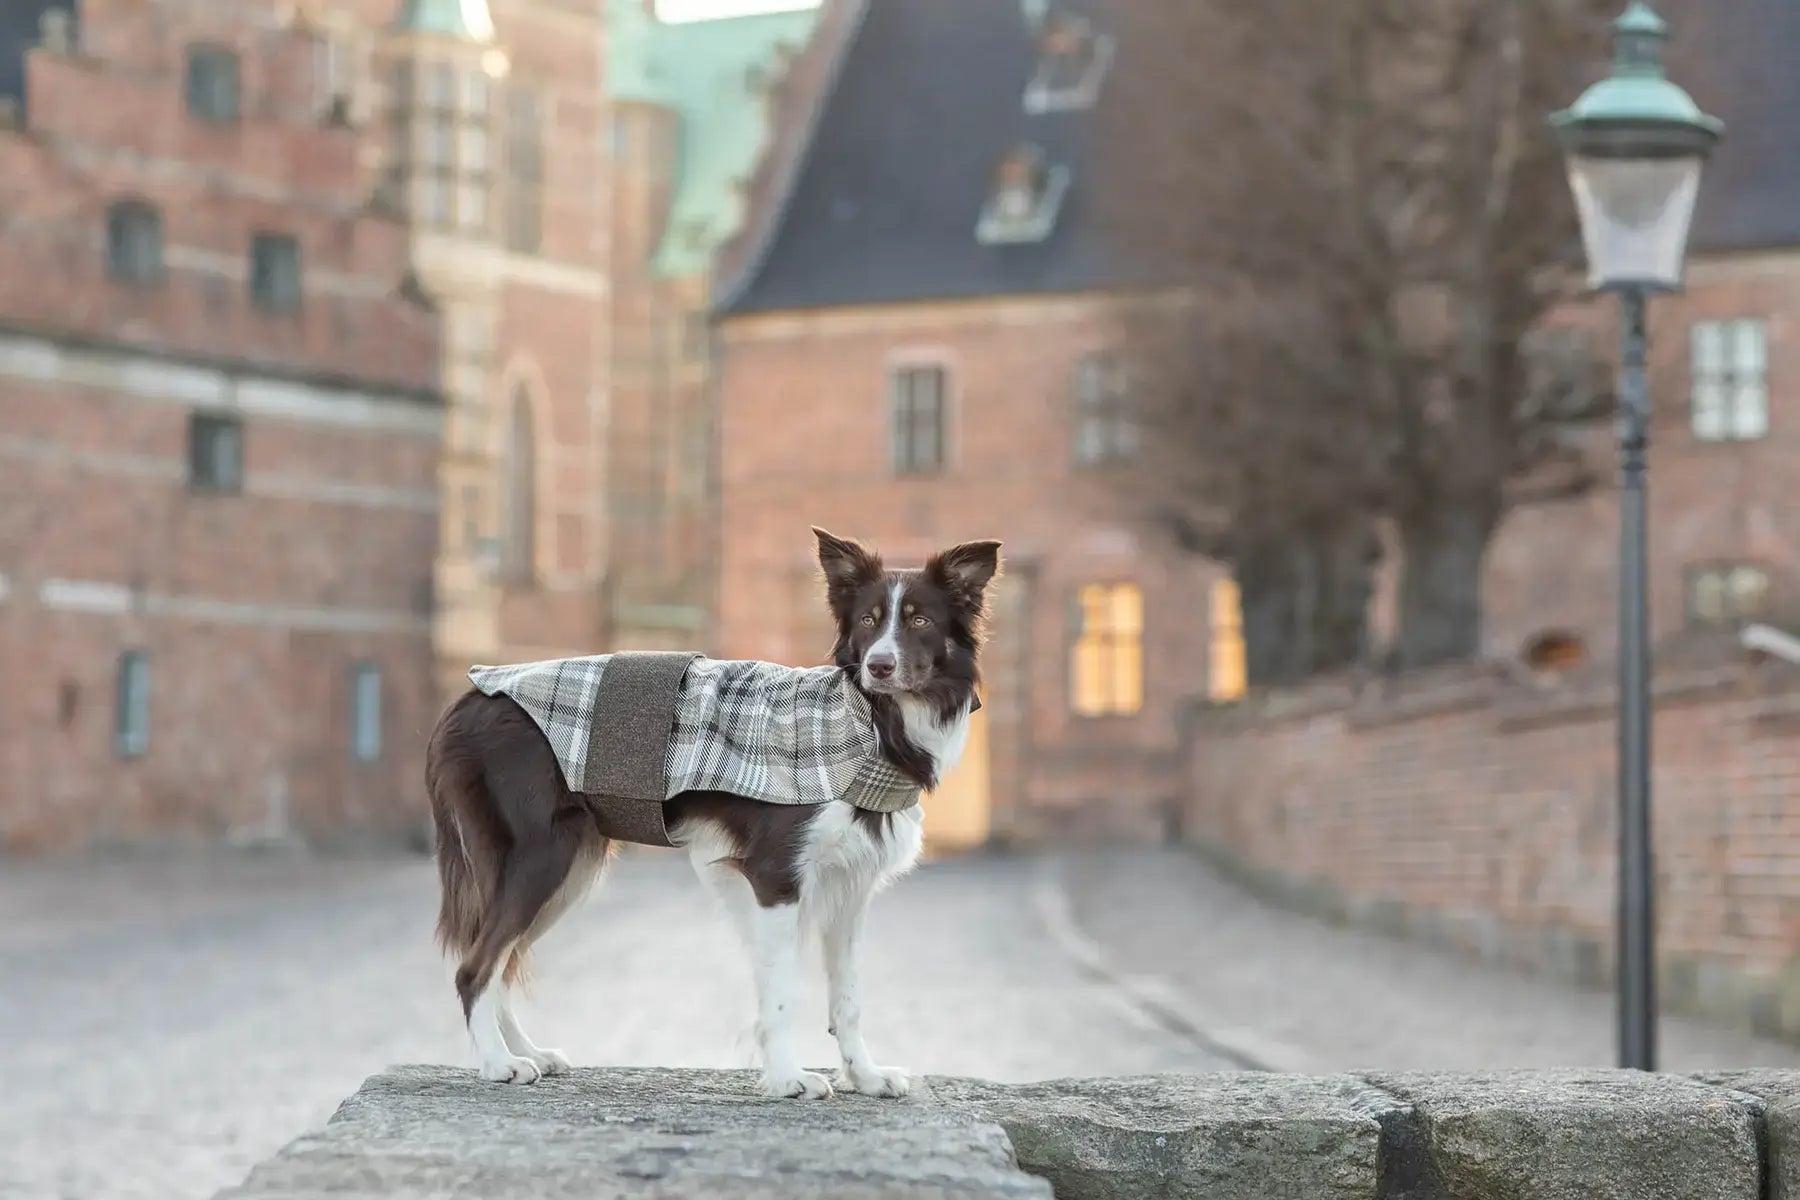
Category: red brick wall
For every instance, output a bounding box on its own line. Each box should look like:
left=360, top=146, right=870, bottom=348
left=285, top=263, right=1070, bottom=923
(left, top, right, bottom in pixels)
left=717, top=299, right=1215, bottom=840
left=0, top=360, right=440, bottom=853
left=0, top=1, right=441, bottom=853
left=1184, top=656, right=1800, bottom=1035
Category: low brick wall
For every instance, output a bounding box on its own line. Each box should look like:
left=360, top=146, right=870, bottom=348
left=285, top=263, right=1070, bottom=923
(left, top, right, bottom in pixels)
left=1183, top=653, right=1800, bottom=1041
left=221, top=1065, right=1800, bottom=1199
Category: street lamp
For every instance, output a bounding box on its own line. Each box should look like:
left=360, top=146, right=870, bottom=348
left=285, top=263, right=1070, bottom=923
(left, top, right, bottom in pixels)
left=1551, top=2, right=1721, bottom=1072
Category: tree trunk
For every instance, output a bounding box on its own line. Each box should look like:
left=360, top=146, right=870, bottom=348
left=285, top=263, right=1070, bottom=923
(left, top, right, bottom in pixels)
left=1236, top=541, right=1304, bottom=686
left=1394, top=502, right=1496, bottom=669
left=1310, top=522, right=1377, bottom=673
left=1236, top=521, right=1376, bottom=685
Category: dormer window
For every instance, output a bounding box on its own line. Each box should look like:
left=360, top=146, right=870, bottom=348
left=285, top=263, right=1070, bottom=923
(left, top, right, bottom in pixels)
left=1024, top=12, right=1115, bottom=113
left=977, top=144, right=1070, bottom=245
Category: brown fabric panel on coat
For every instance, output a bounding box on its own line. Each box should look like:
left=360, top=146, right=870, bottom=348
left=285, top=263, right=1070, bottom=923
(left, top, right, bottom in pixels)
left=583, top=652, right=699, bottom=797
left=586, top=795, right=677, bottom=848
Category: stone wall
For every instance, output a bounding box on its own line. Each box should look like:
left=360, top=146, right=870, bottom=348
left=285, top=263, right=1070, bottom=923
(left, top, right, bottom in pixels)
left=1182, top=651, right=1800, bottom=1041
left=219, top=1064, right=1800, bottom=1199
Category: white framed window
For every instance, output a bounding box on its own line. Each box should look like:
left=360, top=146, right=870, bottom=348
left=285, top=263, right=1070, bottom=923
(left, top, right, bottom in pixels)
left=115, top=651, right=150, bottom=758
left=1074, top=352, right=1136, bottom=465
left=1024, top=14, right=1116, bottom=113
left=976, top=144, right=1070, bottom=246
left=890, top=364, right=947, bottom=475
left=1691, top=319, right=1767, bottom=441
left=349, top=661, right=382, bottom=762
left=1686, top=563, right=1770, bottom=630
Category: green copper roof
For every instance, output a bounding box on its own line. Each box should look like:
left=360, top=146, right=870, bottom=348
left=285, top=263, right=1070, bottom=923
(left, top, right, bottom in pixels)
left=606, top=0, right=819, bottom=278
left=393, top=0, right=495, bottom=42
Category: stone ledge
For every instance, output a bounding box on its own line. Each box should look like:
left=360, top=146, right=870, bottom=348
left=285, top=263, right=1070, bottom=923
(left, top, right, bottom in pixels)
left=218, top=1065, right=1800, bottom=1199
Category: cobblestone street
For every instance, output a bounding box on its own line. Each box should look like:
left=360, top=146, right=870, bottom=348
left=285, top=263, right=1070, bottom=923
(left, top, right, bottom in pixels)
left=10, top=845, right=1800, bottom=1200
left=1, top=849, right=1221, bottom=1200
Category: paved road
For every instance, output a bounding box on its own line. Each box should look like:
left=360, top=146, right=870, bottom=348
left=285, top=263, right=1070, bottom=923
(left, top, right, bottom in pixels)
left=12, top=845, right=1800, bottom=1200
left=1059, top=846, right=1800, bottom=1073
left=0, top=849, right=1222, bottom=1200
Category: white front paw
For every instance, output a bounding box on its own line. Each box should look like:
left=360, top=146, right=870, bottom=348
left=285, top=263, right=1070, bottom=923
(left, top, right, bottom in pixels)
left=531, top=1048, right=573, bottom=1076
left=480, top=1055, right=543, bottom=1085
left=760, top=1069, right=834, bottom=1100
left=835, top=1063, right=912, bottom=1099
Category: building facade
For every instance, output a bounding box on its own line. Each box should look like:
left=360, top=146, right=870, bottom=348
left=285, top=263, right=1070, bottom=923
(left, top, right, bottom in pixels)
left=715, top=0, right=1214, bottom=847
left=0, top=0, right=832, bottom=852
left=0, top=0, right=441, bottom=851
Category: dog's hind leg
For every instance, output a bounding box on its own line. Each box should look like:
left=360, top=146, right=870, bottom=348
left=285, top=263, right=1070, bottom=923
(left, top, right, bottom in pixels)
left=457, top=819, right=584, bottom=1085
left=495, top=835, right=611, bottom=1075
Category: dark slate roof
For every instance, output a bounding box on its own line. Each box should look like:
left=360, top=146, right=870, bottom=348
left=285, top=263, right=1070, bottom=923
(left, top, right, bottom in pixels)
left=723, top=0, right=1796, bottom=314
left=1686, top=0, right=1800, bottom=253
left=720, top=0, right=1121, bottom=315
left=0, top=1, right=72, bottom=115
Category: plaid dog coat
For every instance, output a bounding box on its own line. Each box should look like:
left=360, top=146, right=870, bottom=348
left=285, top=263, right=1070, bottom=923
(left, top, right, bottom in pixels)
left=468, top=652, right=932, bottom=847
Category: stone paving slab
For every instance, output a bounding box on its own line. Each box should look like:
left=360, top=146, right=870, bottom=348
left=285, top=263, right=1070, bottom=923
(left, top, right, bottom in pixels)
left=929, top=1073, right=1386, bottom=1200
left=1694, top=1072, right=1800, bottom=1200
left=1365, top=1070, right=1762, bottom=1200
left=216, top=1065, right=1052, bottom=1200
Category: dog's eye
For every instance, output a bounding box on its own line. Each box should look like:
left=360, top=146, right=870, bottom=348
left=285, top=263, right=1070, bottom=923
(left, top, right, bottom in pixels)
left=910, top=615, right=932, bottom=628
left=860, top=614, right=878, bottom=627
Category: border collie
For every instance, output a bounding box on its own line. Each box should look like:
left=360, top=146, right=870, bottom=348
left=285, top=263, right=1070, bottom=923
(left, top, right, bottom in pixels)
left=425, top=528, right=1001, bottom=1099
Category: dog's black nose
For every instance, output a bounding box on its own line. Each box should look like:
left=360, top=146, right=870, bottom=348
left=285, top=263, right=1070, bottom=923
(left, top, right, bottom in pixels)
left=866, top=654, right=896, bottom=680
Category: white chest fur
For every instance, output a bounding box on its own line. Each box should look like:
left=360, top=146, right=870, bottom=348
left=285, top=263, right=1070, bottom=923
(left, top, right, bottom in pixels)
left=895, top=694, right=972, bottom=786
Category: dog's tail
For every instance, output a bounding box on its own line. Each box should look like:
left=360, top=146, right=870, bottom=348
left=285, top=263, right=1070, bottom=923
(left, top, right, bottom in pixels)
left=426, top=695, right=505, bottom=957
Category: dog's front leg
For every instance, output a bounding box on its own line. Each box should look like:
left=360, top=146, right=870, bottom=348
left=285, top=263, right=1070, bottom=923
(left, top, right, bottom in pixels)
left=750, top=902, right=833, bottom=1099
left=823, top=893, right=911, bottom=1098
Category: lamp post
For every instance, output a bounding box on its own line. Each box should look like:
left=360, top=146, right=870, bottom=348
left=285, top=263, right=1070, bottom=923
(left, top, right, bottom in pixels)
left=1551, top=2, right=1721, bottom=1072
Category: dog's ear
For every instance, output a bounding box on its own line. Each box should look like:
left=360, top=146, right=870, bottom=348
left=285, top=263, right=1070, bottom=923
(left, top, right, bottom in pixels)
left=925, top=540, right=1002, bottom=611
left=813, top=527, right=884, bottom=608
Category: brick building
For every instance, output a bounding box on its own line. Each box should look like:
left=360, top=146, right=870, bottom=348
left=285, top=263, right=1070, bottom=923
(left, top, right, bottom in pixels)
left=0, top=0, right=441, bottom=851
left=715, top=0, right=1211, bottom=847
left=0, top=0, right=835, bottom=852
left=365, top=0, right=821, bottom=687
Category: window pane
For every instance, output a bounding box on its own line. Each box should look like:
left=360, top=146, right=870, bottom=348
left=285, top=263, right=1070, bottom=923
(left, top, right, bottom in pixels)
left=426, top=62, right=455, bottom=109
left=1072, top=641, right=1108, bottom=715
left=1111, top=635, right=1144, bottom=713
left=116, top=652, right=150, bottom=757
left=419, top=179, right=450, bottom=226
left=460, top=183, right=487, bottom=230
left=351, top=664, right=382, bottom=762
left=1731, top=567, right=1770, bottom=618
left=1690, top=571, right=1726, bottom=626
left=1075, top=417, right=1106, bottom=464
left=1691, top=381, right=1727, bottom=440
left=1733, top=382, right=1769, bottom=440
left=1691, top=321, right=1722, bottom=375
left=1109, top=584, right=1143, bottom=634
left=461, top=124, right=489, bottom=170
left=1735, top=320, right=1767, bottom=375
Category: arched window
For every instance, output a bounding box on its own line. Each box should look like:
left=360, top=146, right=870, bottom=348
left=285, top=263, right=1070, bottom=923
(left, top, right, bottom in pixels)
left=502, top=387, right=536, bottom=582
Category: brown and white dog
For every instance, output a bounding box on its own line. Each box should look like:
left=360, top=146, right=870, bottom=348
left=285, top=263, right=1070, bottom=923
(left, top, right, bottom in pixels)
left=425, top=528, right=1002, bottom=1099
